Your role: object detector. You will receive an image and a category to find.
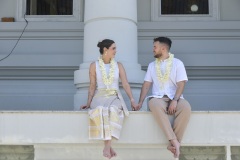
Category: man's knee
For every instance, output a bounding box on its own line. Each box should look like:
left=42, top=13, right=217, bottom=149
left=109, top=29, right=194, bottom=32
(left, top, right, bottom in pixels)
left=178, top=99, right=191, bottom=113
left=184, top=100, right=191, bottom=112
left=183, top=104, right=191, bottom=116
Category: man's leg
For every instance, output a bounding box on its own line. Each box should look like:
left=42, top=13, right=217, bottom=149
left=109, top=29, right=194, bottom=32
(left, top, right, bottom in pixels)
left=173, top=99, right=191, bottom=142
left=149, top=98, right=177, bottom=140
left=149, top=97, right=181, bottom=158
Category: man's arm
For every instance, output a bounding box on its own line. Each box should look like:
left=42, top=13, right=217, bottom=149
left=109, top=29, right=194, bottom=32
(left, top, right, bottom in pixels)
left=168, top=80, right=186, bottom=114
left=137, top=81, right=152, bottom=110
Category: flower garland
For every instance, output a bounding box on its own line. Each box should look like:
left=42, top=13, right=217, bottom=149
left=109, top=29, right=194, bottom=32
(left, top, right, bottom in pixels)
left=98, top=58, right=115, bottom=87
left=155, top=53, right=174, bottom=85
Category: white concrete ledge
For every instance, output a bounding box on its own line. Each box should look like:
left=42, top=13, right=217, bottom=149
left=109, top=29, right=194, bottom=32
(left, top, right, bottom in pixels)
left=0, top=111, right=239, bottom=145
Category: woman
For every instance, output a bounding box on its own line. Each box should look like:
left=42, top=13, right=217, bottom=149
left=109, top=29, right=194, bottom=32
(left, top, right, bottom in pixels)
left=81, top=39, right=137, bottom=159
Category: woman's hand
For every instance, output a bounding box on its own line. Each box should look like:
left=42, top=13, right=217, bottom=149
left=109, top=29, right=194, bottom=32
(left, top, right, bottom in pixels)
left=131, top=103, right=138, bottom=111
left=80, top=105, right=90, bottom=110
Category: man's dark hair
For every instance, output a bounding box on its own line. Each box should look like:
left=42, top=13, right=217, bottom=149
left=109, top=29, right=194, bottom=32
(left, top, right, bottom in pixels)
left=153, top=37, right=172, bottom=50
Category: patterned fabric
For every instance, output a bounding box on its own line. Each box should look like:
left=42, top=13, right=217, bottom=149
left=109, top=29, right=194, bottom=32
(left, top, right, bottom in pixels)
left=88, top=90, right=125, bottom=140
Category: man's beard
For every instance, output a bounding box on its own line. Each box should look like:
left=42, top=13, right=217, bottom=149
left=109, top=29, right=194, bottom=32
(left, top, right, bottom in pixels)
left=154, top=53, right=162, bottom=58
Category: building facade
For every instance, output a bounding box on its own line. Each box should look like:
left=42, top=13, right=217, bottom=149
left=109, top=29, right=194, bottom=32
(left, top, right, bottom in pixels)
left=0, top=0, right=240, bottom=159
left=0, top=0, right=240, bottom=111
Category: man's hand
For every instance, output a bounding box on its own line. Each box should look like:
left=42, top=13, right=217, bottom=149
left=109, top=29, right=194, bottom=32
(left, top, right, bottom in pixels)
left=133, top=103, right=142, bottom=111
left=168, top=100, right=177, bottom=115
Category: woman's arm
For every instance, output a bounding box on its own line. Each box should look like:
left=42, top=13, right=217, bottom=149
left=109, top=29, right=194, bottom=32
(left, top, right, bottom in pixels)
left=81, top=62, right=96, bottom=109
left=118, top=62, right=136, bottom=110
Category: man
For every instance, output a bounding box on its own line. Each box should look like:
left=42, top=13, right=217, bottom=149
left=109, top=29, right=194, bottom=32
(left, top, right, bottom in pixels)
left=136, top=37, right=191, bottom=159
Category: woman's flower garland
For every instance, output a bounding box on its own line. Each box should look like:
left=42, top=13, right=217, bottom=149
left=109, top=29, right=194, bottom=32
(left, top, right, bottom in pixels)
left=155, top=53, right=174, bottom=84
left=98, top=58, right=115, bottom=87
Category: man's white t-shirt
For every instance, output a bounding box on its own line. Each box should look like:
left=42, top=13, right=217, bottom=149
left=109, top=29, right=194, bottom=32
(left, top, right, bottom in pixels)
left=144, top=57, right=188, bottom=100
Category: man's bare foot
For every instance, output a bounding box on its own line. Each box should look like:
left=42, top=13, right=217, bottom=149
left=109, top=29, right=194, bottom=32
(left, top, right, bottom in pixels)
left=110, top=147, right=117, bottom=157
left=170, top=139, right=180, bottom=158
left=167, top=145, right=176, bottom=154
left=103, top=146, right=112, bottom=159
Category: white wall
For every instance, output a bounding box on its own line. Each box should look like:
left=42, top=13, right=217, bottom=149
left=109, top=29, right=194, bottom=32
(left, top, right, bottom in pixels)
left=0, top=80, right=76, bottom=110
left=0, top=0, right=16, bottom=21
left=0, top=22, right=83, bottom=110
left=0, top=21, right=84, bottom=110
left=220, top=0, right=240, bottom=21
left=0, top=22, right=83, bottom=66
left=137, top=0, right=151, bottom=21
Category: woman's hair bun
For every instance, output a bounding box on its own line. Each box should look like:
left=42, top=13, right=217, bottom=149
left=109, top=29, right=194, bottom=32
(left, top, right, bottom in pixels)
left=97, top=41, right=102, bottom=48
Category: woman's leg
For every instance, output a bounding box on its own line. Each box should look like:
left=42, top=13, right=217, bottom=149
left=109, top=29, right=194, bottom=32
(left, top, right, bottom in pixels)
left=110, top=145, right=117, bottom=157
left=103, top=140, right=112, bottom=159
left=103, top=139, right=117, bottom=159
left=103, top=98, right=123, bottom=159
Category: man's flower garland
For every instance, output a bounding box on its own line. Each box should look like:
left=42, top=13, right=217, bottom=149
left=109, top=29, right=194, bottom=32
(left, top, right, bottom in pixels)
left=155, top=53, right=174, bottom=85
left=98, top=58, right=115, bottom=87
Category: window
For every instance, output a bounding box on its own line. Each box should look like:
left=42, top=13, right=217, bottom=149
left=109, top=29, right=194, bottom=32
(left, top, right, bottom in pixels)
left=17, top=0, right=82, bottom=21
left=151, top=0, right=219, bottom=21
left=161, top=0, right=209, bottom=15
left=26, top=0, right=73, bottom=15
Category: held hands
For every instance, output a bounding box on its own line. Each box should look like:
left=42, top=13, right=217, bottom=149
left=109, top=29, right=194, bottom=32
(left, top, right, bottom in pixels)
left=168, top=100, right=177, bottom=115
left=130, top=99, right=142, bottom=111
left=131, top=103, right=141, bottom=111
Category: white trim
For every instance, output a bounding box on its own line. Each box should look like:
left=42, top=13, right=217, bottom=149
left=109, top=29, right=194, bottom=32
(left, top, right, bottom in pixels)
left=17, top=0, right=83, bottom=22
left=151, top=0, right=220, bottom=21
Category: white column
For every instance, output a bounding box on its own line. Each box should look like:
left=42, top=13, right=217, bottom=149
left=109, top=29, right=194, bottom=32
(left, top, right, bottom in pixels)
left=74, top=0, right=146, bottom=110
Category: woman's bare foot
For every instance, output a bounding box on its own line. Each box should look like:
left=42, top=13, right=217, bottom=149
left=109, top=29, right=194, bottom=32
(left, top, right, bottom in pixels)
left=170, top=139, right=180, bottom=158
left=103, top=146, right=111, bottom=159
left=167, top=145, right=176, bottom=154
left=110, top=147, right=117, bottom=157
